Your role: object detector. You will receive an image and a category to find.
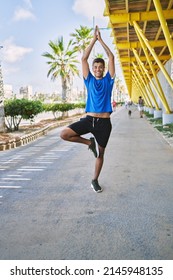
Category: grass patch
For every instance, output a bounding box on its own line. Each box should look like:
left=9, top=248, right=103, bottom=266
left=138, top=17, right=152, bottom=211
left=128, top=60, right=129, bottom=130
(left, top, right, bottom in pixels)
left=149, top=118, right=173, bottom=137
left=149, top=118, right=162, bottom=125
left=144, top=111, right=154, bottom=119
left=159, top=123, right=173, bottom=137
left=145, top=111, right=173, bottom=138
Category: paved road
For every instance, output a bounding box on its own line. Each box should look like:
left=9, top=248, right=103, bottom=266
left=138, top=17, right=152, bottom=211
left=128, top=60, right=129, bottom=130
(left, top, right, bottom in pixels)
left=0, top=107, right=173, bottom=260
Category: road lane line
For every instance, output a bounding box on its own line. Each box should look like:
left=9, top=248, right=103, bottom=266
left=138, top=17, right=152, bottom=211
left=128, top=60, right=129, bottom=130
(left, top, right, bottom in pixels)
left=7, top=175, right=22, bottom=177
left=22, top=166, right=47, bottom=168
left=1, top=178, right=31, bottom=180
left=17, top=168, right=44, bottom=171
left=33, top=161, right=53, bottom=163
left=0, top=186, right=21, bottom=189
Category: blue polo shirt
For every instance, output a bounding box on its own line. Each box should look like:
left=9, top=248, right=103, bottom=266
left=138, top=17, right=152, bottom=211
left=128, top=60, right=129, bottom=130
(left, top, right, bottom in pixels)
left=84, top=71, right=114, bottom=113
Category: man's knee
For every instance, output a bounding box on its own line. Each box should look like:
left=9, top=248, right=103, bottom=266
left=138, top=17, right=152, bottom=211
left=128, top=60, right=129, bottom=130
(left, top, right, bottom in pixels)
left=60, top=128, right=68, bottom=140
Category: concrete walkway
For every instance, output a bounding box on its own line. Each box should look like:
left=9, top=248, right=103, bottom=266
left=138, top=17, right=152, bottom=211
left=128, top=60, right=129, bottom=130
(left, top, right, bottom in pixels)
left=99, top=106, right=173, bottom=259
left=0, top=106, right=173, bottom=260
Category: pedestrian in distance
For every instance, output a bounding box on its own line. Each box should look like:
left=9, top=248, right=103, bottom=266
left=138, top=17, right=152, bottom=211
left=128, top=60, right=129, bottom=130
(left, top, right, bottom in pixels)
left=112, top=99, right=117, bottom=112
left=60, top=25, right=115, bottom=193
left=138, top=96, right=144, bottom=118
left=127, top=100, right=133, bottom=117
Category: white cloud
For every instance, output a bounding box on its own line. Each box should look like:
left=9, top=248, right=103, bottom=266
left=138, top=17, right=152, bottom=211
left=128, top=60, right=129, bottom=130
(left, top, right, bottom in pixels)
left=3, top=66, right=20, bottom=75
left=72, top=0, right=106, bottom=21
left=23, top=0, right=33, bottom=9
left=13, top=7, right=35, bottom=21
left=3, top=38, right=33, bottom=63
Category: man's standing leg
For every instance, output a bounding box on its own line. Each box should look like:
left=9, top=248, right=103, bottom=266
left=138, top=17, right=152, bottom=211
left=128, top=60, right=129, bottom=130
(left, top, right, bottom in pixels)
left=91, top=146, right=105, bottom=193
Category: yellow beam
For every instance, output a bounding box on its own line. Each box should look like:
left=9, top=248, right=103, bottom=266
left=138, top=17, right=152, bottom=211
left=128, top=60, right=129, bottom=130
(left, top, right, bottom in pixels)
left=132, top=49, right=160, bottom=110
left=111, top=23, right=127, bottom=28
left=134, top=23, right=171, bottom=113
left=132, top=76, right=146, bottom=103
left=120, top=55, right=170, bottom=62
left=132, top=63, right=152, bottom=107
left=109, top=10, right=173, bottom=24
left=133, top=21, right=173, bottom=91
left=132, top=70, right=150, bottom=106
left=153, top=0, right=173, bottom=59
left=116, top=40, right=167, bottom=49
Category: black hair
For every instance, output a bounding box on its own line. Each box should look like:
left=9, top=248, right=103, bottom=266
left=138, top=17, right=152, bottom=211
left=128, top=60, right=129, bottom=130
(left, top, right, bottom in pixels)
left=92, top=57, right=105, bottom=67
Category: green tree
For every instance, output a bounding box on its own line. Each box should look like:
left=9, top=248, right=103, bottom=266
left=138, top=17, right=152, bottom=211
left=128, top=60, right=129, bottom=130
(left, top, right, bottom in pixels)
left=42, top=37, right=79, bottom=102
left=70, top=25, right=93, bottom=53
left=70, top=26, right=93, bottom=100
left=4, top=99, right=43, bottom=131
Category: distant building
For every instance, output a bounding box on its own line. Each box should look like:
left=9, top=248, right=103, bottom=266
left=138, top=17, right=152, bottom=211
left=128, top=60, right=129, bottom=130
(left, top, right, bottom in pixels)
left=4, top=84, right=13, bottom=99
left=19, top=85, right=33, bottom=99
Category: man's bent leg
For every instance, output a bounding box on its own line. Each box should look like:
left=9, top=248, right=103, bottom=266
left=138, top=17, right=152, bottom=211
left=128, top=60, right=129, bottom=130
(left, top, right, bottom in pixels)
left=60, top=127, right=90, bottom=145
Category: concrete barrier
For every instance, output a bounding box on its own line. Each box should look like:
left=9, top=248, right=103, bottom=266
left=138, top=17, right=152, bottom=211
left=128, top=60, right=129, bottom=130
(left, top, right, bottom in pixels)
left=154, top=110, right=162, bottom=119
left=162, top=113, right=173, bottom=125
left=0, top=115, right=83, bottom=152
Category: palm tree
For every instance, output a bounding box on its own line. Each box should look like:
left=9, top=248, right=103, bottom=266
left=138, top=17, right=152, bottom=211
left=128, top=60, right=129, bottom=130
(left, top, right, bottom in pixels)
left=70, top=25, right=93, bottom=53
left=0, top=64, right=5, bottom=132
left=70, top=26, right=93, bottom=101
left=94, top=53, right=104, bottom=59
left=42, top=37, right=79, bottom=102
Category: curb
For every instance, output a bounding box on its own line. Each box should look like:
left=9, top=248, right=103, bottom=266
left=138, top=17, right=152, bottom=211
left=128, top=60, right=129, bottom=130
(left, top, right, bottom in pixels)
left=0, top=115, right=81, bottom=152
left=146, top=118, right=173, bottom=149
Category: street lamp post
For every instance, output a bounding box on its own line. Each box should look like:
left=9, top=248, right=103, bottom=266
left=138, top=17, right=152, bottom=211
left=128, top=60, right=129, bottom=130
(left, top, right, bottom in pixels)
left=0, top=45, right=5, bottom=132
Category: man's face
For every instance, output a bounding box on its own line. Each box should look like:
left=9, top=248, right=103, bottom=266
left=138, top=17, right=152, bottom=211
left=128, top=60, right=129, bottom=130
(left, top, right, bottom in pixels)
left=92, top=62, right=105, bottom=79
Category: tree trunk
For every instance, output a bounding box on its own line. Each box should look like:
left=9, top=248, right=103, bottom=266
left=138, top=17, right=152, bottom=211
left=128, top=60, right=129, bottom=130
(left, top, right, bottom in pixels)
left=61, top=78, right=68, bottom=102
left=0, top=104, right=5, bottom=132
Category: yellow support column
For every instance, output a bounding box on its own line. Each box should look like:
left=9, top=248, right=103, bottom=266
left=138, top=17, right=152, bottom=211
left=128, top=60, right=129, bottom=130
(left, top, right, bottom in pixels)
left=133, top=63, right=153, bottom=107
left=133, top=22, right=171, bottom=113
left=132, top=73, right=145, bottom=102
left=132, top=78, right=143, bottom=101
left=133, top=21, right=173, bottom=91
left=153, top=0, right=173, bottom=60
left=132, top=72, right=149, bottom=107
left=132, top=66, right=151, bottom=107
left=132, top=48, right=160, bottom=111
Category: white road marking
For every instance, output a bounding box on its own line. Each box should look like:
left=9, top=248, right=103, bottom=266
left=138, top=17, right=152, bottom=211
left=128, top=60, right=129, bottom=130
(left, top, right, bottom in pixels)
left=7, top=175, right=22, bottom=177
left=50, top=149, right=70, bottom=152
left=34, top=161, right=53, bottom=163
left=0, top=186, right=21, bottom=189
left=17, top=168, right=44, bottom=171
left=39, top=156, right=59, bottom=159
left=1, top=178, right=30, bottom=181
left=22, top=166, right=47, bottom=169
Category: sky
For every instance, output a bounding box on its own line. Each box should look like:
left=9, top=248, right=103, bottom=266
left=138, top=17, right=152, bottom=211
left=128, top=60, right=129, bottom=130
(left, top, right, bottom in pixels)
left=0, top=0, right=123, bottom=94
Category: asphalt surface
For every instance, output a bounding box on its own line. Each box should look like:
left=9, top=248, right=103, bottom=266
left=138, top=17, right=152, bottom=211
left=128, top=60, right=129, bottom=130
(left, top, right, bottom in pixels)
left=0, top=107, right=173, bottom=260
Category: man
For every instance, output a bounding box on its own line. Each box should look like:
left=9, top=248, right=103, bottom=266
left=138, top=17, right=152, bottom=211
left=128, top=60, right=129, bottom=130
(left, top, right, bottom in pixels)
left=138, top=96, right=144, bottom=118
left=60, top=26, right=115, bottom=193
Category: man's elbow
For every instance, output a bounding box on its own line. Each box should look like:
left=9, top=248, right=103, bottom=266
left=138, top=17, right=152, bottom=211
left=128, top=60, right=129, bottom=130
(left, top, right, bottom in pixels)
left=81, top=55, right=87, bottom=63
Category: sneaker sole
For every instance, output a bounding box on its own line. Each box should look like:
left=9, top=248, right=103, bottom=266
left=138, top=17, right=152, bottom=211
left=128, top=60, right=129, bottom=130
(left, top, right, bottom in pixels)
left=89, top=137, right=99, bottom=158
left=94, top=138, right=99, bottom=158
left=91, top=184, right=103, bottom=193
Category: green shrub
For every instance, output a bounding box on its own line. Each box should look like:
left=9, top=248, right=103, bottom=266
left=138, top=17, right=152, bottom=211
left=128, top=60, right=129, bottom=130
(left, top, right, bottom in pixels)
left=4, top=99, right=43, bottom=131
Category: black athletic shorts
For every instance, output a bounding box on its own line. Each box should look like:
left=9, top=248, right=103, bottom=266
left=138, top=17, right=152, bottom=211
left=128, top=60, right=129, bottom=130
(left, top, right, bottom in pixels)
left=68, top=115, right=112, bottom=148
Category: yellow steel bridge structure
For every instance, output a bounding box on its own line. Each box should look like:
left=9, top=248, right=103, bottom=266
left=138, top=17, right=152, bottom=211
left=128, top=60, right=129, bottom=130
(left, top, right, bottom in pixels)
left=104, top=0, right=173, bottom=115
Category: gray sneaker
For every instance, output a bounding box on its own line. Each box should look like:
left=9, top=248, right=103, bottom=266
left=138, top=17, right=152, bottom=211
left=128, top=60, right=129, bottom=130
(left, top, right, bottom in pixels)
left=91, top=179, right=103, bottom=193
left=88, top=137, right=99, bottom=158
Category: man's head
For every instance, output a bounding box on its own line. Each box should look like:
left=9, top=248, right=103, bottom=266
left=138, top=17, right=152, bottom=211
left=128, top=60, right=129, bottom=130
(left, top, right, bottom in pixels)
left=92, top=58, right=105, bottom=79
